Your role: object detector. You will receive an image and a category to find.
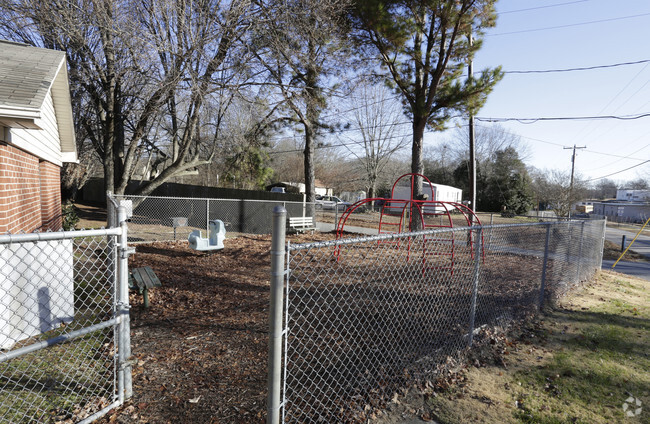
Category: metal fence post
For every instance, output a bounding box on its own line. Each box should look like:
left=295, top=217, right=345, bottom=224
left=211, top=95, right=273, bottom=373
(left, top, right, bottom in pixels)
left=599, top=218, right=607, bottom=270
left=468, top=227, right=482, bottom=347
left=116, top=206, right=133, bottom=402
left=268, top=206, right=287, bottom=424
left=539, top=224, right=552, bottom=309
left=106, top=191, right=116, bottom=228
left=334, top=202, right=339, bottom=227
left=575, top=220, right=585, bottom=283
left=206, top=199, right=210, bottom=234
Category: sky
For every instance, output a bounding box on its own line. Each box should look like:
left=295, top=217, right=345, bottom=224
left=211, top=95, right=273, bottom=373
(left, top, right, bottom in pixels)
left=427, top=0, right=650, bottom=185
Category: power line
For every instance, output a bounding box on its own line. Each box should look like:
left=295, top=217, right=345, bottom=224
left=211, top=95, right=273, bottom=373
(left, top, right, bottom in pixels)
left=267, top=130, right=411, bottom=155
left=476, top=112, right=650, bottom=123
left=504, top=59, right=650, bottom=74
left=474, top=122, right=648, bottom=162
left=583, top=141, right=650, bottom=172
left=570, top=62, right=650, bottom=144
left=585, top=160, right=650, bottom=182
left=489, top=12, right=650, bottom=36
left=499, top=0, right=588, bottom=15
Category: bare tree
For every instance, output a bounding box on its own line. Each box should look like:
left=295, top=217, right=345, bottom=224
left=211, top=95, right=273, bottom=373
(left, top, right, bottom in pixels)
left=339, top=80, right=410, bottom=202
left=530, top=168, right=588, bottom=217
left=252, top=0, right=351, bottom=207
left=589, top=178, right=617, bottom=200
left=448, top=124, right=530, bottom=165
left=625, top=178, right=649, bottom=190
left=269, top=138, right=306, bottom=185
left=0, top=0, right=256, bottom=198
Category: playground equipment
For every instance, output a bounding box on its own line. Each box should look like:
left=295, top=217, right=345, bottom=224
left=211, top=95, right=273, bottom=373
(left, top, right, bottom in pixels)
left=188, top=219, right=226, bottom=251
left=334, top=173, right=482, bottom=274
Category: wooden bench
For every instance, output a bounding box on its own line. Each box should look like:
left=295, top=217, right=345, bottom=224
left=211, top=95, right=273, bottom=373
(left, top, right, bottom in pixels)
left=129, top=266, right=161, bottom=309
left=288, top=216, right=317, bottom=233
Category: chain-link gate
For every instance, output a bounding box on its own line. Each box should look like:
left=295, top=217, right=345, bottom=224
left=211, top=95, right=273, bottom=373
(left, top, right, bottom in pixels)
left=0, top=207, right=132, bottom=423
left=268, top=208, right=606, bottom=423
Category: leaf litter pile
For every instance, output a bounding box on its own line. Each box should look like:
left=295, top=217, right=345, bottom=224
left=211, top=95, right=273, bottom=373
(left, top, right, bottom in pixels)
left=96, top=231, right=574, bottom=423
left=98, top=234, right=331, bottom=424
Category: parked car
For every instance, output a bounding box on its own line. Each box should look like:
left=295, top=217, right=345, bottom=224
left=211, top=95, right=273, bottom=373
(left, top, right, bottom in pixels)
left=270, top=187, right=286, bottom=193
left=315, top=195, right=351, bottom=211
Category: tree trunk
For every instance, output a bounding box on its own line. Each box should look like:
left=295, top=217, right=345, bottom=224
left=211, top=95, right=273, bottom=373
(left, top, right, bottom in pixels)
left=304, top=122, right=316, bottom=215
left=304, top=37, right=318, bottom=215
left=411, top=117, right=427, bottom=230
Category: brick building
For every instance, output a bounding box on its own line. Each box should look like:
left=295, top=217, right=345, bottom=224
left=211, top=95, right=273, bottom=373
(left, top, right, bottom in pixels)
left=0, top=40, right=77, bottom=233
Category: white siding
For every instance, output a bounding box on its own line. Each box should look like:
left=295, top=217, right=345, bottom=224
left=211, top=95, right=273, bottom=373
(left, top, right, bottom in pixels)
left=6, top=90, right=62, bottom=166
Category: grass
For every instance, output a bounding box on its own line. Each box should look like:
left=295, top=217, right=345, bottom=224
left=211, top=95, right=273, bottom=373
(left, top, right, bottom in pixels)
left=0, top=242, right=116, bottom=422
left=0, top=329, right=114, bottom=422
left=424, top=271, right=649, bottom=424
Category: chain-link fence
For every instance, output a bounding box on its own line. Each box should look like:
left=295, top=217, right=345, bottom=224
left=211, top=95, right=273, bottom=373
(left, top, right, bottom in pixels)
left=0, top=211, right=132, bottom=423
left=268, top=212, right=606, bottom=423
left=109, top=194, right=320, bottom=242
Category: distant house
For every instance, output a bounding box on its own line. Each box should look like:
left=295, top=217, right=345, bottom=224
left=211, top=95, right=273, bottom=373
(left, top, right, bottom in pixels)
left=616, top=189, right=650, bottom=202
left=592, top=201, right=650, bottom=223
left=592, top=189, right=650, bottom=223
left=0, top=40, right=77, bottom=233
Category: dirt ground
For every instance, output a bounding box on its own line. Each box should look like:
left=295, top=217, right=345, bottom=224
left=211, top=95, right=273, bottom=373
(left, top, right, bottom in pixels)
left=96, top=233, right=333, bottom=424
left=69, top=202, right=600, bottom=423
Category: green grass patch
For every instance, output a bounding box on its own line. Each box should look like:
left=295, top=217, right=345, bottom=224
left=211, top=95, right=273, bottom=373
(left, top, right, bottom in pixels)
left=421, top=271, right=650, bottom=424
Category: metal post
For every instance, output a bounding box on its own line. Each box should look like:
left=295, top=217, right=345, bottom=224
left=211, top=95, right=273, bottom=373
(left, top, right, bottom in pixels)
left=576, top=221, right=585, bottom=283
left=116, top=206, right=132, bottom=401
left=468, top=227, right=482, bottom=346
left=621, top=235, right=626, bottom=251
left=598, top=218, right=607, bottom=270
left=487, top=213, right=494, bottom=249
left=468, top=33, right=477, bottom=214
left=207, top=199, right=210, bottom=234
left=334, top=201, right=339, bottom=228
left=268, top=206, right=287, bottom=424
left=539, top=224, right=552, bottom=309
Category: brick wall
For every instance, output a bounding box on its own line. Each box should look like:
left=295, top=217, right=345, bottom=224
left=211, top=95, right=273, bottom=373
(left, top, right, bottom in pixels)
left=39, top=160, right=62, bottom=231
left=0, top=143, right=61, bottom=233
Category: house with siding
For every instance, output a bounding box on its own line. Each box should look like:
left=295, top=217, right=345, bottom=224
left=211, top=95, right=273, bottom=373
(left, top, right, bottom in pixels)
left=0, top=40, right=77, bottom=233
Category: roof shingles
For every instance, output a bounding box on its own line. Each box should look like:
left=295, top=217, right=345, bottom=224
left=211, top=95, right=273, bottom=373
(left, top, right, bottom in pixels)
left=0, top=40, right=66, bottom=110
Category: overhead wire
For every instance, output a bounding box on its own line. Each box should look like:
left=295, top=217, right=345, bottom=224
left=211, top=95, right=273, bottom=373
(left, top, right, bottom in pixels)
left=504, top=59, right=650, bottom=74
left=585, top=160, right=650, bottom=182
left=476, top=112, right=650, bottom=123
left=489, top=12, right=650, bottom=36
left=569, top=62, right=650, bottom=144
left=499, top=0, right=588, bottom=15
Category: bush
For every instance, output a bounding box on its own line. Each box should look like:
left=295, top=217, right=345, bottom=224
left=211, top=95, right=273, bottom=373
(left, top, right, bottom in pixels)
left=62, top=202, right=80, bottom=230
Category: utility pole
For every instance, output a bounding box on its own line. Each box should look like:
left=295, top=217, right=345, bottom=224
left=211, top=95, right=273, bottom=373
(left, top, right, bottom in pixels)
left=563, top=144, right=586, bottom=218
left=468, top=33, right=477, bottom=216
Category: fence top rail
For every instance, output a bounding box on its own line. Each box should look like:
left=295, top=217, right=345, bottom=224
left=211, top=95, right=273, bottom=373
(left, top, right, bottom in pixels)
left=110, top=193, right=312, bottom=206
left=0, top=227, right=122, bottom=244
left=288, top=219, right=604, bottom=252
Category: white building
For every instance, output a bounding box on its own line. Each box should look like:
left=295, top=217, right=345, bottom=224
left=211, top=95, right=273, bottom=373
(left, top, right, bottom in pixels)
left=616, top=189, right=650, bottom=202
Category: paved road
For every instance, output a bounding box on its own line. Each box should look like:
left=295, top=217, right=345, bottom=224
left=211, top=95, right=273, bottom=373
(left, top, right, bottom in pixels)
left=316, top=221, right=377, bottom=235
left=605, top=226, right=650, bottom=258
left=602, top=259, right=650, bottom=281
left=602, top=226, right=650, bottom=280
